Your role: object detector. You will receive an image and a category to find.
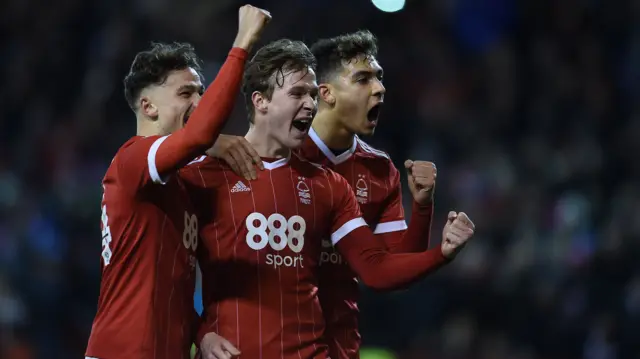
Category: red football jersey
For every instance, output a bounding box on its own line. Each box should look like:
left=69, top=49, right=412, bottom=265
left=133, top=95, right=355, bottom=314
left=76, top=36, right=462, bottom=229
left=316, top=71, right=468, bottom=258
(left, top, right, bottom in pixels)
left=296, top=128, right=408, bottom=359
left=86, top=47, right=248, bottom=359
left=86, top=136, right=199, bottom=359
left=182, top=154, right=367, bottom=359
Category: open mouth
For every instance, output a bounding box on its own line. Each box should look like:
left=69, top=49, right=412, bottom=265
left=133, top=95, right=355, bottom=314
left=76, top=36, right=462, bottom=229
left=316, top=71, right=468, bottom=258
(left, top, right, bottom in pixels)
left=183, top=105, right=194, bottom=124
left=367, top=103, right=382, bottom=123
left=292, top=117, right=312, bottom=132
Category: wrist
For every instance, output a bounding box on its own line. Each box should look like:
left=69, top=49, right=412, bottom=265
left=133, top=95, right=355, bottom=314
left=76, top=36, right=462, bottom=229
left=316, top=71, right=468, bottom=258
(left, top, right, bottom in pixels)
left=441, top=243, right=465, bottom=261
left=232, top=34, right=255, bottom=52
left=440, top=247, right=455, bottom=261
left=196, top=320, right=216, bottom=347
left=414, top=190, right=434, bottom=207
left=229, top=47, right=249, bottom=60
left=412, top=199, right=433, bottom=213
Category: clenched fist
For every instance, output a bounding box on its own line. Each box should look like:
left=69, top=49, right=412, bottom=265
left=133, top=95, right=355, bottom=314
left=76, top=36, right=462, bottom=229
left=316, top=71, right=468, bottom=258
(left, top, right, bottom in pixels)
left=404, top=160, right=436, bottom=205
left=441, top=211, right=475, bottom=259
left=233, top=5, right=272, bottom=51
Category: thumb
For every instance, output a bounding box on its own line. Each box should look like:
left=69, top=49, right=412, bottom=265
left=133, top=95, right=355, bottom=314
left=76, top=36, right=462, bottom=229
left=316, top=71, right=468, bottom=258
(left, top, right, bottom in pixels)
left=447, top=211, right=458, bottom=223
left=404, top=160, right=414, bottom=178
left=457, top=212, right=469, bottom=222
left=456, top=212, right=474, bottom=229
left=222, top=340, right=241, bottom=356
left=404, top=159, right=414, bottom=171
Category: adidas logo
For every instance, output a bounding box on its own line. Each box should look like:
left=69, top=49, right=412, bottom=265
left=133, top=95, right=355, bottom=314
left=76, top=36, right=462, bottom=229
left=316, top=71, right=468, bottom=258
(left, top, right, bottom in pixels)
left=230, top=181, right=251, bottom=193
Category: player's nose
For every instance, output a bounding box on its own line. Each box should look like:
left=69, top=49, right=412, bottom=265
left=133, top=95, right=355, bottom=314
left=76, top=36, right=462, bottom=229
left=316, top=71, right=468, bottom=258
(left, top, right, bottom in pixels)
left=192, top=93, right=202, bottom=107
left=303, top=95, right=317, bottom=112
left=372, top=79, right=386, bottom=99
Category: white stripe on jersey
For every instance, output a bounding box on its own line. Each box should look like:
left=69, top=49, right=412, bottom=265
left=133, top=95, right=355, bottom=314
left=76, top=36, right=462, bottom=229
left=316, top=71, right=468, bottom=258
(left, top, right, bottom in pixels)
left=147, top=135, right=170, bottom=184
left=187, top=155, right=207, bottom=166
left=373, top=220, right=408, bottom=234
left=331, top=217, right=368, bottom=245
left=308, top=127, right=357, bottom=165
left=356, top=137, right=390, bottom=159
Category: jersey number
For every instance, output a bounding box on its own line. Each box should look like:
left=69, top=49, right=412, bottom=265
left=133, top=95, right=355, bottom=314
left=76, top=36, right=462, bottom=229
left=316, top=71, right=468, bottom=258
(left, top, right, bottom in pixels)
left=245, top=213, right=306, bottom=253
left=183, top=212, right=198, bottom=251
left=101, top=200, right=113, bottom=266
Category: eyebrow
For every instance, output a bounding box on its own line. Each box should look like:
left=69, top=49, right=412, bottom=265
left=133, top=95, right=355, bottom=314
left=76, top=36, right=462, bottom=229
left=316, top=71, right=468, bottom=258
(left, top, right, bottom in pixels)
left=290, top=84, right=319, bottom=95
left=176, top=83, right=203, bottom=93
left=352, top=69, right=384, bottom=79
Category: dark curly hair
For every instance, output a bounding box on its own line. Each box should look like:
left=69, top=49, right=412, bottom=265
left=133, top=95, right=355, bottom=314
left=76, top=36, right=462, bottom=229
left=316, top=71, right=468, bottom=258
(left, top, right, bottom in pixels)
left=242, top=39, right=316, bottom=123
left=123, top=42, right=204, bottom=111
left=310, top=30, right=378, bottom=83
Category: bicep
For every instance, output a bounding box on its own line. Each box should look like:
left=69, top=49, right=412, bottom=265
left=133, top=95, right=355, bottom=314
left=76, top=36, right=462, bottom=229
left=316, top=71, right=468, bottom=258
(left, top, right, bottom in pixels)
left=151, top=129, right=220, bottom=182
left=115, top=136, right=170, bottom=193
left=328, top=175, right=367, bottom=246
left=373, top=166, right=407, bottom=234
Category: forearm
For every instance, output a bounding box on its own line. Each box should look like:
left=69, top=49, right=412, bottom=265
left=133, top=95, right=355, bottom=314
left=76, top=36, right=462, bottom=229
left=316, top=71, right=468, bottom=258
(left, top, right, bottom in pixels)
left=381, top=201, right=434, bottom=253
left=337, top=226, right=449, bottom=291
left=155, top=48, right=248, bottom=177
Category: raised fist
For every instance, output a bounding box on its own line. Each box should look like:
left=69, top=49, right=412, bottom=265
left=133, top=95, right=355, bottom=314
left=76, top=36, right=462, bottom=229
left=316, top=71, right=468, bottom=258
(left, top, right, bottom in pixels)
left=441, top=211, right=475, bottom=259
left=234, top=5, right=272, bottom=51
left=404, top=160, right=436, bottom=205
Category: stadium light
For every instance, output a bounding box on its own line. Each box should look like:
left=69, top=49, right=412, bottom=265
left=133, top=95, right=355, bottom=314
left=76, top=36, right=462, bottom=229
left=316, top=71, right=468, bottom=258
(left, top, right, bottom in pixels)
left=371, top=0, right=405, bottom=13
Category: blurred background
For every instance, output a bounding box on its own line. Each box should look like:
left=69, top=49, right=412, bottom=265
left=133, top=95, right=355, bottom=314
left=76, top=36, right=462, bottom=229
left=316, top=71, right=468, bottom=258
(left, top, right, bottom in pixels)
left=2, top=0, right=640, bottom=358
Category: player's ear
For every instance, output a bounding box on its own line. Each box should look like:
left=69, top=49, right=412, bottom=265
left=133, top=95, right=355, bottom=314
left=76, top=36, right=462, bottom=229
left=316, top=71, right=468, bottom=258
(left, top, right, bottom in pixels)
left=319, top=84, right=335, bottom=106
left=140, top=96, right=159, bottom=120
left=252, top=91, right=269, bottom=114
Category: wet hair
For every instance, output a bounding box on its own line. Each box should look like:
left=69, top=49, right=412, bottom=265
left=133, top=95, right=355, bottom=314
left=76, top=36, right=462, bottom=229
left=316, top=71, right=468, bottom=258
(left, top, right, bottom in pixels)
left=242, top=39, right=316, bottom=122
left=124, top=42, right=203, bottom=110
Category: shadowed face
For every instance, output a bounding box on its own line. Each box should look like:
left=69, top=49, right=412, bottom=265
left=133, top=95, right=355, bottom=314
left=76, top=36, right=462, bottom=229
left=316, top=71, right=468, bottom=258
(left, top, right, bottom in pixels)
left=140, top=67, right=204, bottom=133
left=324, top=55, right=385, bottom=136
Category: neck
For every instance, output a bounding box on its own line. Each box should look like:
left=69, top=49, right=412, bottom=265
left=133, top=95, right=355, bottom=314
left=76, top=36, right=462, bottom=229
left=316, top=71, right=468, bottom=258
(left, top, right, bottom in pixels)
left=245, top=125, right=291, bottom=159
left=311, top=110, right=354, bottom=150
left=136, top=115, right=172, bottom=137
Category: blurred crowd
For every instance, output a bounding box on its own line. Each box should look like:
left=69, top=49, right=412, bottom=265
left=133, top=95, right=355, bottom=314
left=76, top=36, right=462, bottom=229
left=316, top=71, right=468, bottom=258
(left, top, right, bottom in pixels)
left=2, top=0, right=640, bottom=358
